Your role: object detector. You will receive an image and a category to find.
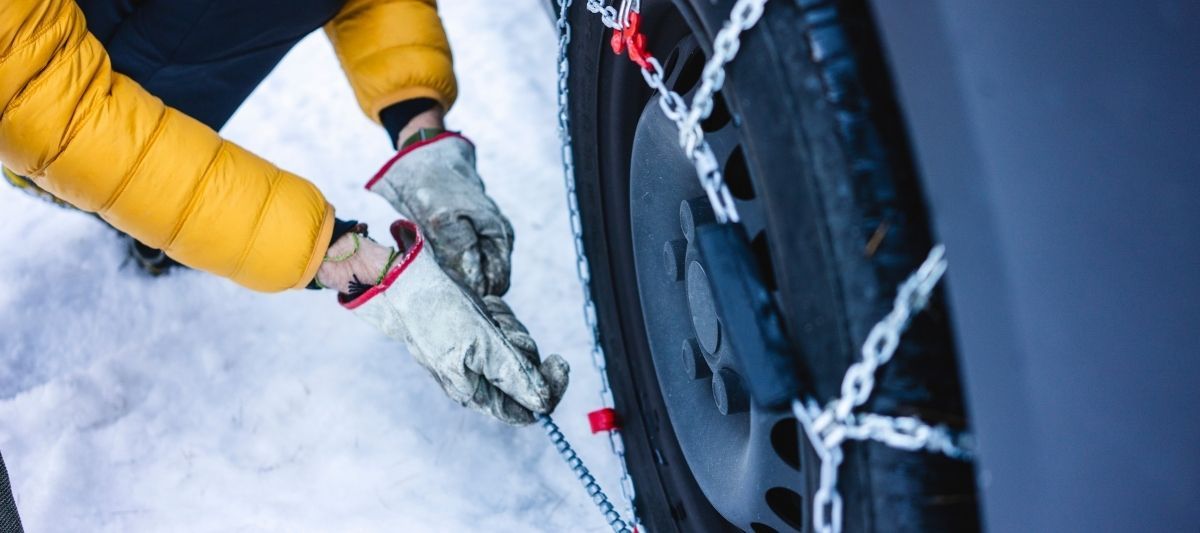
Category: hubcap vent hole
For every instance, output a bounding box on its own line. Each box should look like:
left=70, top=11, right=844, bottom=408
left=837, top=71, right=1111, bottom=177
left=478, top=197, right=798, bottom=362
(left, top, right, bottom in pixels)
left=673, top=47, right=706, bottom=94
left=662, top=46, right=681, bottom=83
left=724, top=145, right=756, bottom=200
left=750, top=523, right=779, bottom=533
left=700, top=92, right=732, bottom=132
left=766, top=487, right=805, bottom=530
left=770, top=418, right=801, bottom=470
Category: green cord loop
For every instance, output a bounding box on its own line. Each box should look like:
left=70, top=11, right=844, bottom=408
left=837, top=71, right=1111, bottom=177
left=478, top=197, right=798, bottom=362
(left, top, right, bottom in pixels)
left=324, top=233, right=361, bottom=262
left=375, top=248, right=401, bottom=285
left=313, top=237, right=399, bottom=292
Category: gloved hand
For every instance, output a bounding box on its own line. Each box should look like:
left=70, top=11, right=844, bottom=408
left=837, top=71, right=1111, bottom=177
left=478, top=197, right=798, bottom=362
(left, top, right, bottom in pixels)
left=342, top=219, right=568, bottom=425
left=366, top=133, right=514, bottom=296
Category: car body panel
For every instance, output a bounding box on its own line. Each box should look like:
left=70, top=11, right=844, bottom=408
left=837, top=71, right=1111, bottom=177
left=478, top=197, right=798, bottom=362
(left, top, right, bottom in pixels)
left=869, top=1, right=1200, bottom=530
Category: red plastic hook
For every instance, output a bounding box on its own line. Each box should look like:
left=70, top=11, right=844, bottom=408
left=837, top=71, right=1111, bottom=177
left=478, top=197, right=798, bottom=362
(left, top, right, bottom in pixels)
left=610, top=11, right=653, bottom=70
left=588, top=408, right=622, bottom=433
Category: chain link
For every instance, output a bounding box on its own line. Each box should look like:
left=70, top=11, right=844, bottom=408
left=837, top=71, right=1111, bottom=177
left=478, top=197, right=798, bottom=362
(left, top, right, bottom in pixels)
left=832, top=244, right=949, bottom=421
left=585, top=0, right=764, bottom=224
left=617, top=0, right=641, bottom=27
left=556, top=0, right=641, bottom=529
left=681, top=0, right=768, bottom=225
left=538, top=415, right=633, bottom=533
left=793, top=246, right=973, bottom=533
left=638, top=57, right=739, bottom=224
left=843, top=413, right=975, bottom=460
left=585, top=0, right=623, bottom=29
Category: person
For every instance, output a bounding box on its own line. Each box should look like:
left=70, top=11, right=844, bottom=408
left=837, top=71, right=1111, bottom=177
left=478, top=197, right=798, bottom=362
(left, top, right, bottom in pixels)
left=0, top=0, right=568, bottom=427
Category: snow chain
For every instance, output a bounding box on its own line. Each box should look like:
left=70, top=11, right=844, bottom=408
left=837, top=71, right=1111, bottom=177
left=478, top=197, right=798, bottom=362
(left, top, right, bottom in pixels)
left=555, top=0, right=642, bottom=531
left=552, top=1, right=974, bottom=532
left=791, top=245, right=974, bottom=533
left=538, top=415, right=633, bottom=532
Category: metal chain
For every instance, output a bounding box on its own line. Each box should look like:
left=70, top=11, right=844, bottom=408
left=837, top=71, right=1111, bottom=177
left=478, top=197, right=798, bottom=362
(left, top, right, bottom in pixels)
left=830, top=244, right=950, bottom=421
left=539, top=415, right=633, bottom=533
left=842, top=413, right=975, bottom=460
left=638, top=56, right=740, bottom=224
left=680, top=0, right=765, bottom=138
left=589, top=0, right=768, bottom=224
left=556, top=0, right=642, bottom=529
left=584, top=0, right=623, bottom=28
left=792, top=245, right=974, bottom=533
left=675, top=0, right=766, bottom=224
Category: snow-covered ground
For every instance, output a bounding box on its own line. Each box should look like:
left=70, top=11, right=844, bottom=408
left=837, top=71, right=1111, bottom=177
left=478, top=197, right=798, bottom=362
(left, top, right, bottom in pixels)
left=0, top=2, right=622, bottom=531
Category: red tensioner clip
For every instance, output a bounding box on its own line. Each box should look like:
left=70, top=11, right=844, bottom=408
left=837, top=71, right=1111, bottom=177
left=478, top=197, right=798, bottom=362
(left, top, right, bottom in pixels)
left=610, top=11, right=653, bottom=70
left=588, top=408, right=622, bottom=433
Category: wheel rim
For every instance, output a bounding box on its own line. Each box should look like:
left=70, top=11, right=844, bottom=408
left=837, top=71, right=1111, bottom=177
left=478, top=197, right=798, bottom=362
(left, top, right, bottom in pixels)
left=621, top=8, right=809, bottom=532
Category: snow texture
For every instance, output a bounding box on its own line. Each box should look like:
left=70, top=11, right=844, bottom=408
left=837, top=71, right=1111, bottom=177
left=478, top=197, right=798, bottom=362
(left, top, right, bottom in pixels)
left=0, top=2, right=621, bottom=531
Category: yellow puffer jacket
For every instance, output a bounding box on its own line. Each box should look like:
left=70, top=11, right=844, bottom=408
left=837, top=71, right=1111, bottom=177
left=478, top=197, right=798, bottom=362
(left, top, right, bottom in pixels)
left=0, top=0, right=457, bottom=292
left=327, top=0, right=457, bottom=120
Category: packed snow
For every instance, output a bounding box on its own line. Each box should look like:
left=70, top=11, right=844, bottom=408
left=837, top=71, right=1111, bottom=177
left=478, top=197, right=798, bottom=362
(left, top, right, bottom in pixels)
left=0, top=2, right=622, bottom=531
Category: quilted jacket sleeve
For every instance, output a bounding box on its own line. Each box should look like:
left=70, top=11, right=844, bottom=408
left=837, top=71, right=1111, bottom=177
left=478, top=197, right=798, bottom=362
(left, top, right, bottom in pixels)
left=325, top=0, right=457, bottom=122
left=0, top=0, right=334, bottom=292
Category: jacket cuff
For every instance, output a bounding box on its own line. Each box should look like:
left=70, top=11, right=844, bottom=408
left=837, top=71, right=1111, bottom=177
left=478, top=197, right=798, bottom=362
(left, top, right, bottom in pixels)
left=305, top=217, right=364, bottom=290
left=293, top=205, right=337, bottom=290
left=368, top=87, right=454, bottom=126
left=380, top=98, right=440, bottom=149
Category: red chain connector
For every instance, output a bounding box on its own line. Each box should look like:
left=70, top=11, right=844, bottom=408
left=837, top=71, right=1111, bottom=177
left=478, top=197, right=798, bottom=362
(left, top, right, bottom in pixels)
left=588, top=407, right=622, bottom=433
left=610, top=11, right=653, bottom=70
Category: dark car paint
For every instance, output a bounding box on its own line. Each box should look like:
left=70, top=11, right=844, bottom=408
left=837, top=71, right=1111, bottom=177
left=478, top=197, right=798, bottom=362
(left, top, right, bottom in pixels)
left=870, top=1, right=1200, bottom=530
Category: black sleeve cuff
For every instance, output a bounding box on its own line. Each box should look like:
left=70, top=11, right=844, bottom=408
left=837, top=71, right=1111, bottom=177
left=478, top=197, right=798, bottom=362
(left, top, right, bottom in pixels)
left=380, top=98, right=440, bottom=149
left=330, top=217, right=360, bottom=244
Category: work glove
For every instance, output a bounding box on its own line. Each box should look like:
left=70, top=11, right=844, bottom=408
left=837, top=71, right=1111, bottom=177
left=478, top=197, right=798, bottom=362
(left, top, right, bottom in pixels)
left=366, top=133, right=514, bottom=296
left=340, top=220, right=568, bottom=426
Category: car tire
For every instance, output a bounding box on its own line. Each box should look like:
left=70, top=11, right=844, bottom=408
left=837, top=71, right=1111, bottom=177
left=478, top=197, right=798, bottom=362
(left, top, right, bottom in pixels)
left=563, top=0, right=980, bottom=531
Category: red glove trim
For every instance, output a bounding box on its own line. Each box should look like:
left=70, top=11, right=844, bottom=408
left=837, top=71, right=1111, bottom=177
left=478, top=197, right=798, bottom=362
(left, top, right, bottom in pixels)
left=364, top=132, right=474, bottom=191
left=339, top=220, right=426, bottom=310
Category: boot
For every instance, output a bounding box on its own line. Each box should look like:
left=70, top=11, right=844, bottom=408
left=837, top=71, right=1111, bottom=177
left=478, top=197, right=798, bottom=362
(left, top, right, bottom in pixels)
left=5, top=166, right=183, bottom=277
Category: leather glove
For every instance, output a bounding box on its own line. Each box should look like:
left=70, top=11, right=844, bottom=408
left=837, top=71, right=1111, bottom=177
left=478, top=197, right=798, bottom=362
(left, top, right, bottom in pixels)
left=342, top=219, right=568, bottom=426
left=366, top=133, right=514, bottom=296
